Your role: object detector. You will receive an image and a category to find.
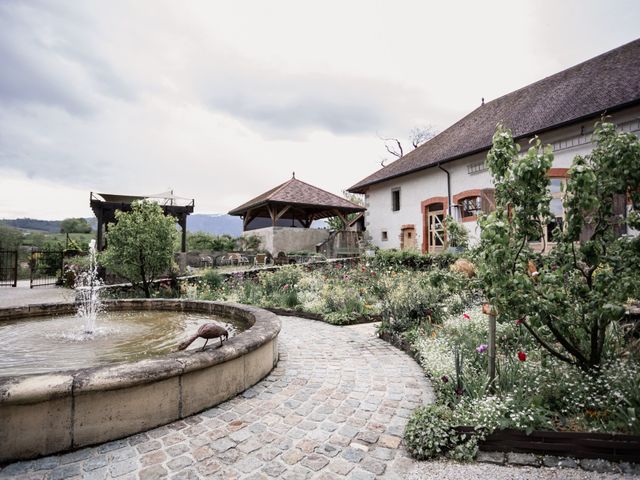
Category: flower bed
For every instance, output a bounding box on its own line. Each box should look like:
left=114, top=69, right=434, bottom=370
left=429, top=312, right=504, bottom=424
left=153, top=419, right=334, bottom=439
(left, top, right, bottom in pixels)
left=397, top=306, right=640, bottom=461
left=183, top=259, right=474, bottom=326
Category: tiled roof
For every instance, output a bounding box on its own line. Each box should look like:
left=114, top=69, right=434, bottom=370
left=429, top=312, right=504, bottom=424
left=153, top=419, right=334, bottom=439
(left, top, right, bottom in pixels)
left=348, top=38, right=640, bottom=193
left=229, top=177, right=365, bottom=215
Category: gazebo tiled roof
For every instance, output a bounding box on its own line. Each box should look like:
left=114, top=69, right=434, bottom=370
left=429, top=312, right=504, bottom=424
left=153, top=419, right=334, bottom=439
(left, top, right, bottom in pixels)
left=348, top=37, right=640, bottom=193
left=229, top=176, right=365, bottom=228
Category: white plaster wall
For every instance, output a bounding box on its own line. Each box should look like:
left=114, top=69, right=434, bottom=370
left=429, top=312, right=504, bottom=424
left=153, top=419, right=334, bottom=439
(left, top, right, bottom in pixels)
left=363, top=106, right=640, bottom=251
left=365, top=151, right=491, bottom=250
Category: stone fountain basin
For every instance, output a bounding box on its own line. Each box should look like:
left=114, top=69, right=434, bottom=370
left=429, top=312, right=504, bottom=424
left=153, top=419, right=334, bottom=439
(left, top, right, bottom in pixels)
left=0, top=299, right=280, bottom=463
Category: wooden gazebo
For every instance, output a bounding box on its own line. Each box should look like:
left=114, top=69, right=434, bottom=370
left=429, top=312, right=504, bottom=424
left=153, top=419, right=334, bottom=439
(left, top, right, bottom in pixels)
left=228, top=175, right=365, bottom=231
left=90, top=191, right=194, bottom=252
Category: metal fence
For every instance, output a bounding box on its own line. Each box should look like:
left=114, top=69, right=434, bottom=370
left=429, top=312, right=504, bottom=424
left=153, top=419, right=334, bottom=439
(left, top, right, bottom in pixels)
left=29, top=248, right=64, bottom=288
left=0, top=250, right=18, bottom=287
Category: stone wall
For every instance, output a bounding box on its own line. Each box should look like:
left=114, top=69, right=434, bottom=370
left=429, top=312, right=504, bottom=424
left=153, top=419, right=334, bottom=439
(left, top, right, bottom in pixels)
left=243, top=227, right=329, bottom=255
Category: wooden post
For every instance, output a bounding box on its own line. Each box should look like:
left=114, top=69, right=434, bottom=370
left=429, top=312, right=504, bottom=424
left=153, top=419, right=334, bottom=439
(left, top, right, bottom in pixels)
left=483, top=303, right=497, bottom=393
left=12, top=250, right=17, bottom=288
left=488, top=312, right=496, bottom=392
left=180, top=215, right=187, bottom=253
left=96, top=212, right=104, bottom=251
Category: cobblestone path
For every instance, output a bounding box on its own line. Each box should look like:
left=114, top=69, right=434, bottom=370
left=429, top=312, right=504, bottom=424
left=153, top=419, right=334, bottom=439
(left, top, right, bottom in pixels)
left=0, top=317, right=433, bottom=480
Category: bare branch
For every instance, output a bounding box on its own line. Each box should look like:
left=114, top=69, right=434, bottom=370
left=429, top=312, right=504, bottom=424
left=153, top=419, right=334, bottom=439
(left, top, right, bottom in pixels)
left=410, top=126, right=437, bottom=149
left=381, top=137, right=403, bottom=158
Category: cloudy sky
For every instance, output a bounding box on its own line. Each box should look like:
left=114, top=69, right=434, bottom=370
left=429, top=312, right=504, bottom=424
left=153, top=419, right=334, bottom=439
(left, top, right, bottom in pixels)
left=1, top=1, right=639, bottom=219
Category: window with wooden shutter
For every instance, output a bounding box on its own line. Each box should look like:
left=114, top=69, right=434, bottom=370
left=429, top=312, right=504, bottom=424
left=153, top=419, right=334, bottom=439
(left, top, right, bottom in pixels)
left=480, top=188, right=496, bottom=213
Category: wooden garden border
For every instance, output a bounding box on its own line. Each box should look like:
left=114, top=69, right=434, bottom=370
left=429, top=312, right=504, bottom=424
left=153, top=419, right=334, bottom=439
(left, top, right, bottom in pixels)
left=457, top=427, right=640, bottom=463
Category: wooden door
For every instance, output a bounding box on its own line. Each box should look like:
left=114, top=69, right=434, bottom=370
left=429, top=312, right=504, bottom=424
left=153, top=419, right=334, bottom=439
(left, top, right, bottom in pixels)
left=427, top=211, right=445, bottom=253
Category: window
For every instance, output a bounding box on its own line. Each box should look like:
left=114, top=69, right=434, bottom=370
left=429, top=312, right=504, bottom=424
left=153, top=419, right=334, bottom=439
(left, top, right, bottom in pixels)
left=459, top=196, right=481, bottom=219
left=546, top=178, right=565, bottom=241
left=381, top=231, right=388, bottom=241
left=391, top=188, right=400, bottom=211
left=530, top=177, right=567, bottom=246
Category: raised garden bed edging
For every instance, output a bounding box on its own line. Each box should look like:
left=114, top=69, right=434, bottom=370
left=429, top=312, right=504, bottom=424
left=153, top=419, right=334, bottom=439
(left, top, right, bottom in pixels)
left=263, top=307, right=380, bottom=325
left=378, top=331, right=640, bottom=466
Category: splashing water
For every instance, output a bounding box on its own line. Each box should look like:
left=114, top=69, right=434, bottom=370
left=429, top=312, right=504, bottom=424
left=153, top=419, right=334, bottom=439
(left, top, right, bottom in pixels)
left=75, top=239, right=103, bottom=334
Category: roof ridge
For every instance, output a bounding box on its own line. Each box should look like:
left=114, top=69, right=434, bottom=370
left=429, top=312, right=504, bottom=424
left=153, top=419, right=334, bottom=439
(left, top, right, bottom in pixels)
left=347, top=37, right=640, bottom=193
left=269, top=177, right=296, bottom=199
left=288, top=177, right=363, bottom=209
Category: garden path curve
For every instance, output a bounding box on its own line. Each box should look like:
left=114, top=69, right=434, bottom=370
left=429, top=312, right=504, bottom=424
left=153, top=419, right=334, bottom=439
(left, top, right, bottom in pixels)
left=0, top=317, right=433, bottom=480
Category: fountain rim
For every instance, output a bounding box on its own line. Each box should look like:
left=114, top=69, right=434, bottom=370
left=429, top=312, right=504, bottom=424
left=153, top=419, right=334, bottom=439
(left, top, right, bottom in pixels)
left=0, top=299, right=281, bottom=406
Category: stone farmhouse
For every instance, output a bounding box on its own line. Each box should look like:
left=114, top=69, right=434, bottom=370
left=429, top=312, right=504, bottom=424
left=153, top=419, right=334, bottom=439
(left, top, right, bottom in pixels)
left=348, top=38, right=640, bottom=253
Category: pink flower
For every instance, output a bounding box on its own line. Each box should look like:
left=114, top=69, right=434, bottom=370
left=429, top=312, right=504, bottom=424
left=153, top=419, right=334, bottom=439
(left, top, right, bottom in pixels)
left=463, top=313, right=471, bottom=320
left=283, top=284, right=289, bottom=290
left=515, top=319, right=523, bottom=326
left=518, top=351, right=527, bottom=362
left=371, top=271, right=376, bottom=276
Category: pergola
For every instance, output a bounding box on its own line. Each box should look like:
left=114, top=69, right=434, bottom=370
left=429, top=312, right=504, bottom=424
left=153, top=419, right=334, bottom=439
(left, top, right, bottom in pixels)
left=90, top=191, right=195, bottom=252
left=228, top=175, right=365, bottom=230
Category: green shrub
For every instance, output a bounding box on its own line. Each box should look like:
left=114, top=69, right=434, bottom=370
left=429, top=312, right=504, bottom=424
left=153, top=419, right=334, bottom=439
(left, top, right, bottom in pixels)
left=369, top=249, right=459, bottom=271
left=201, top=269, right=224, bottom=290
left=404, top=405, right=478, bottom=460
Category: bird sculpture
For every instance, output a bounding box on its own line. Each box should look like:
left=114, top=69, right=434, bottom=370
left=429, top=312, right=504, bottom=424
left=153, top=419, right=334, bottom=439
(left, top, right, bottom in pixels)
left=177, top=323, right=229, bottom=351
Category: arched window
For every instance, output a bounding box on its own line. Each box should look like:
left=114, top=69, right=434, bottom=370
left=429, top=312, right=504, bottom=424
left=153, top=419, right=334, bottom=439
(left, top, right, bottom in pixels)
left=453, top=189, right=482, bottom=222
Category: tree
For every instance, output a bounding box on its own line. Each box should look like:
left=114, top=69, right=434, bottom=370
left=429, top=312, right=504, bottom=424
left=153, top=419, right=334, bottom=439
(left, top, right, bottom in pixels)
left=187, top=232, right=238, bottom=252
left=0, top=224, right=23, bottom=250
left=326, top=192, right=365, bottom=231
left=478, top=121, right=640, bottom=371
left=101, top=200, right=178, bottom=297
left=60, top=218, right=92, bottom=234
left=379, top=125, right=437, bottom=166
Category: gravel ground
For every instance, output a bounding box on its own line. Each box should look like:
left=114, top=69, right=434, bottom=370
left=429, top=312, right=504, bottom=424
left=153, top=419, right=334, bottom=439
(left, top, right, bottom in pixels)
left=404, top=460, right=638, bottom=479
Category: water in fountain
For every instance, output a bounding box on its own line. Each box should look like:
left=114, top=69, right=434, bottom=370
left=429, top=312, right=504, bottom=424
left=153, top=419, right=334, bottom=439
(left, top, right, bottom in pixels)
left=75, top=239, right=103, bottom=334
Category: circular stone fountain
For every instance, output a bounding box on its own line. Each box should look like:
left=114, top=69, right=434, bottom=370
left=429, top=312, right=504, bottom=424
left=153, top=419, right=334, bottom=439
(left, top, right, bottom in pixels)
left=0, top=299, right=280, bottom=463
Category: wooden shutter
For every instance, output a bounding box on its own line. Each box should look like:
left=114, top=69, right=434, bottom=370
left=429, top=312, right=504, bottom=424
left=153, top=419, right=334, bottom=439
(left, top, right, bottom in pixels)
left=480, top=188, right=496, bottom=213
left=612, top=193, right=628, bottom=238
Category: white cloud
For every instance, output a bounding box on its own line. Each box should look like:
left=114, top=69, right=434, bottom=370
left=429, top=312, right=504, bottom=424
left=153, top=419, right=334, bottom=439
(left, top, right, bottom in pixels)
left=0, top=0, right=638, bottom=218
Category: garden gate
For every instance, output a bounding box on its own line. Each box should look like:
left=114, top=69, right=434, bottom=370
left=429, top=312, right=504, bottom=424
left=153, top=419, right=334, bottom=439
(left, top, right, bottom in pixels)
left=29, top=248, right=64, bottom=288
left=0, top=250, right=18, bottom=287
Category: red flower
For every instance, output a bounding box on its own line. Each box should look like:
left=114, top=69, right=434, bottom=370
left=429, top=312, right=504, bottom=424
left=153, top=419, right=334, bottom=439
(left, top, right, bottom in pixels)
left=517, top=351, right=527, bottom=362
left=463, top=313, right=470, bottom=320
left=515, top=319, right=522, bottom=326
left=371, top=271, right=376, bottom=276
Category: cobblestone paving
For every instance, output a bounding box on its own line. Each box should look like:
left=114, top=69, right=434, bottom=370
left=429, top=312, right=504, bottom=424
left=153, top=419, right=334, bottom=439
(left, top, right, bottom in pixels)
left=0, top=317, right=433, bottom=480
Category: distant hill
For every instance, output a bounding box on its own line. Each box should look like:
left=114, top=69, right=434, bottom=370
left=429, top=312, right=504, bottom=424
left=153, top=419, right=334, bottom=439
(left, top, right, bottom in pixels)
left=2, top=214, right=324, bottom=238
left=187, top=214, right=243, bottom=236
left=1, top=218, right=62, bottom=233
